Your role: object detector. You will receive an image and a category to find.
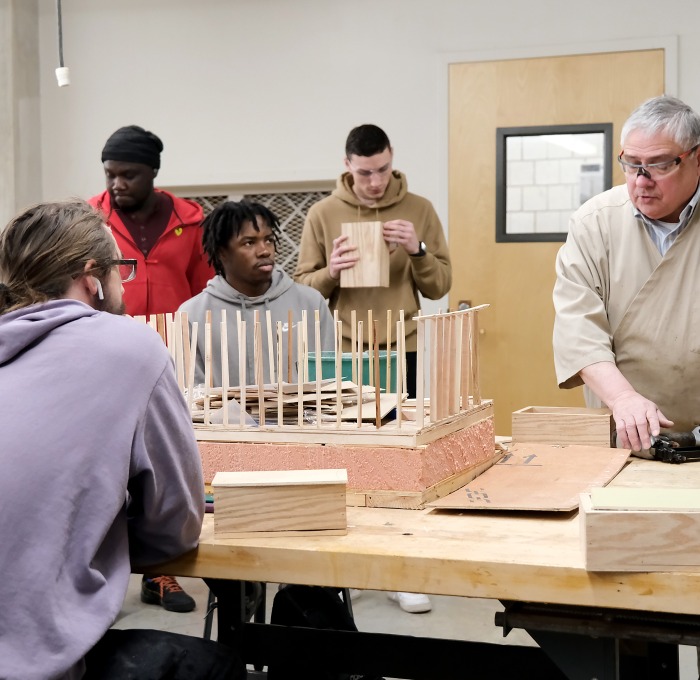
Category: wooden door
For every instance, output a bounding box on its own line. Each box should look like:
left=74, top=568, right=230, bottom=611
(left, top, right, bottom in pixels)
left=449, top=50, right=665, bottom=434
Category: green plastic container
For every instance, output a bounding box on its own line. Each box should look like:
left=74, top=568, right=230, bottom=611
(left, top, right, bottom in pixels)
left=307, top=351, right=397, bottom=392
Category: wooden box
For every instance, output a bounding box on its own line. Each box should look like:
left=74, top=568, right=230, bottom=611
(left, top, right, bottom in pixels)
left=580, top=489, right=700, bottom=571
left=512, top=406, right=613, bottom=447
left=212, top=469, right=348, bottom=538
left=340, top=221, right=390, bottom=288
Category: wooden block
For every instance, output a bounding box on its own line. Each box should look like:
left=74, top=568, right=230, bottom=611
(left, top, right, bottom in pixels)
left=212, top=469, right=348, bottom=538
left=340, top=221, right=389, bottom=288
left=580, top=492, right=700, bottom=571
left=512, top=406, right=613, bottom=447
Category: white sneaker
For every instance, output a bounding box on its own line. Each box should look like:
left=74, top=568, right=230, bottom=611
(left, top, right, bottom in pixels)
left=349, top=588, right=363, bottom=601
left=387, top=591, right=432, bottom=613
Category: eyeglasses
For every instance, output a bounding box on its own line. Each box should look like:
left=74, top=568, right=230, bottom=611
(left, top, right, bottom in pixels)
left=346, top=160, right=392, bottom=178
left=618, top=145, right=699, bottom=180
left=110, top=259, right=137, bottom=283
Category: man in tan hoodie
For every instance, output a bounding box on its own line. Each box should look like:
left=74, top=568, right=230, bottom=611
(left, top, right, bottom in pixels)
left=295, top=124, right=452, bottom=400
left=295, top=124, right=452, bottom=614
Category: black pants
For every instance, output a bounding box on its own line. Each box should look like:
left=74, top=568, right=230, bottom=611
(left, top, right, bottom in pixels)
left=83, top=628, right=246, bottom=680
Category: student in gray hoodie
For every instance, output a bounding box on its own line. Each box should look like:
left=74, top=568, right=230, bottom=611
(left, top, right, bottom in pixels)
left=179, top=200, right=334, bottom=387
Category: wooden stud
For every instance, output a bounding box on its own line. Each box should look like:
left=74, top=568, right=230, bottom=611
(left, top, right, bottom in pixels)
left=220, top=309, right=229, bottom=427
left=265, top=309, right=275, bottom=385
left=238, top=318, right=246, bottom=428
left=187, top=321, right=198, bottom=416
left=254, top=310, right=265, bottom=427
left=181, top=311, right=191, bottom=387
left=416, top=317, right=425, bottom=429
left=204, top=310, right=212, bottom=426
left=287, top=310, right=293, bottom=383
left=386, top=309, right=392, bottom=393
left=470, top=311, right=481, bottom=405
left=277, top=321, right=283, bottom=427
left=297, top=313, right=304, bottom=426
left=396, top=318, right=403, bottom=428
left=335, top=319, right=342, bottom=428
left=315, top=309, right=321, bottom=428
left=374, top=321, right=381, bottom=428
left=351, top=309, right=357, bottom=384
left=356, top=320, right=363, bottom=428
left=367, top=309, right=373, bottom=386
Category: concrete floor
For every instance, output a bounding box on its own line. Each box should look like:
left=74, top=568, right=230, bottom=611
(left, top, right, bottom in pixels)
left=114, top=575, right=698, bottom=679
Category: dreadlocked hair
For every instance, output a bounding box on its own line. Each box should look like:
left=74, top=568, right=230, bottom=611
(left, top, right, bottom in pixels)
left=0, top=200, right=116, bottom=314
left=201, top=200, right=281, bottom=275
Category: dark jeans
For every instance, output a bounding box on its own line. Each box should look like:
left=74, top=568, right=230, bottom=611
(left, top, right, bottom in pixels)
left=83, top=628, right=246, bottom=680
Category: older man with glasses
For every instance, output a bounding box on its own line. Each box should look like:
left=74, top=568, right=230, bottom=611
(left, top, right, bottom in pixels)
left=553, top=94, right=700, bottom=455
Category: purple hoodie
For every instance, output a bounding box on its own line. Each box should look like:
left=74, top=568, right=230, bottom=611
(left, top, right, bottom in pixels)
left=0, top=300, right=204, bottom=680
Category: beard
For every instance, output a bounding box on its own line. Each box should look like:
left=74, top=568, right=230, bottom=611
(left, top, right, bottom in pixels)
left=96, top=293, right=126, bottom=316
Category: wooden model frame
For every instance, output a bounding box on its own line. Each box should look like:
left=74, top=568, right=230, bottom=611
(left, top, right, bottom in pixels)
left=135, top=305, right=490, bottom=446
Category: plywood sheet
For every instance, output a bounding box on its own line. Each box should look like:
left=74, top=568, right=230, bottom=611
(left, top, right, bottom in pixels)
left=428, top=443, right=630, bottom=512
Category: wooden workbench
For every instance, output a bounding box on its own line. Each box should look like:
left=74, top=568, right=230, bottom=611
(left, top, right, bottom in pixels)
left=156, top=457, right=700, bottom=679
left=159, top=458, right=700, bottom=617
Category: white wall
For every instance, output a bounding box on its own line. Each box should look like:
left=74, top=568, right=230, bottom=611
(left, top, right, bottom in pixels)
left=37, top=0, right=700, bottom=213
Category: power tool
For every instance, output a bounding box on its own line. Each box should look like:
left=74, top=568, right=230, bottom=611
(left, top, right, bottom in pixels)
left=651, top=425, right=700, bottom=463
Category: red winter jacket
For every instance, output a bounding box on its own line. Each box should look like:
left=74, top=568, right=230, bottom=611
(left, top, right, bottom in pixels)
left=89, top=190, right=214, bottom=316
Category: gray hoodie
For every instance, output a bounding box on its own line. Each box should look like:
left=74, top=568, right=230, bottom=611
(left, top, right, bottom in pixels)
left=0, top=300, right=204, bottom=680
left=179, top=267, right=335, bottom=387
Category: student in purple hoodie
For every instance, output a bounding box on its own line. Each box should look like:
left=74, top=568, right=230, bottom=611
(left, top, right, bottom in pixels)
left=0, top=200, right=243, bottom=680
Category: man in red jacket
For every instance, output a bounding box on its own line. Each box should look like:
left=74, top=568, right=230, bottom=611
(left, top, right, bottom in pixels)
left=90, top=125, right=213, bottom=614
left=89, top=125, right=213, bottom=317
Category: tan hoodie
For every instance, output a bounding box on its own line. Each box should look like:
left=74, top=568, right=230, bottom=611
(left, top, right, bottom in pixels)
left=294, top=171, right=452, bottom=351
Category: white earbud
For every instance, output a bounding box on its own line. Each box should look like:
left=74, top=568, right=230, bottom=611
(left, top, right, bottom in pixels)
left=94, top=278, right=104, bottom=300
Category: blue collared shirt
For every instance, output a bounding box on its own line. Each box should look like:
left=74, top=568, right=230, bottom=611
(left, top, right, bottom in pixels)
left=632, top=181, right=700, bottom=256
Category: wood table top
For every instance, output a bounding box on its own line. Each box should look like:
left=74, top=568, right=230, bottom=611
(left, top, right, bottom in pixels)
left=157, top=458, right=700, bottom=616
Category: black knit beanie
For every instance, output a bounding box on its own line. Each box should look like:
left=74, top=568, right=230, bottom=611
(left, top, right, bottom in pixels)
left=101, top=125, right=163, bottom=169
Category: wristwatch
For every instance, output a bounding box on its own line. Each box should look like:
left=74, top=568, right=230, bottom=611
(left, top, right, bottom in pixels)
left=410, top=241, right=427, bottom=257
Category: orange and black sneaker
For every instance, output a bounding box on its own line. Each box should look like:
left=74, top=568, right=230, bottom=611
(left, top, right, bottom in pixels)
left=140, top=575, right=196, bottom=613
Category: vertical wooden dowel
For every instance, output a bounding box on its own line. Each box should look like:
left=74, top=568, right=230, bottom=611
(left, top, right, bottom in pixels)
left=147, top=313, right=157, bottom=334
left=187, top=321, right=198, bottom=417
left=462, top=312, right=472, bottom=408
left=416, top=317, right=425, bottom=429
left=314, top=309, right=321, bottom=428
left=165, top=312, right=174, bottom=350
left=453, top=314, right=463, bottom=413
left=203, top=310, right=212, bottom=427
left=238, top=318, right=246, bottom=428
left=335, top=319, right=342, bottom=428
left=373, top=320, right=381, bottom=428
left=156, top=313, right=166, bottom=345
left=277, top=321, right=283, bottom=427
left=297, top=315, right=303, bottom=427
left=172, top=312, right=184, bottom=391
left=266, top=309, right=275, bottom=385
left=254, top=311, right=264, bottom=427
left=220, top=309, right=229, bottom=427
left=386, top=309, right=392, bottom=394
left=471, top=311, right=481, bottom=405
left=367, top=310, right=373, bottom=386
left=181, top=311, right=191, bottom=388
left=301, top=309, right=308, bottom=385
left=356, top=321, right=363, bottom=428
left=351, top=309, right=357, bottom=384
left=399, top=310, right=406, bottom=397
left=429, top=316, right=437, bottom=422
left=287, top=310, right=293, bottom=383
left=396, top=318, right=403, bottom=428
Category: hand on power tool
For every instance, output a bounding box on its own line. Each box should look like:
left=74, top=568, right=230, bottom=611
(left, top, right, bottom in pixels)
left=610, top=389, right=674, bottom=451
left=579, top=361, right=674, bottom=452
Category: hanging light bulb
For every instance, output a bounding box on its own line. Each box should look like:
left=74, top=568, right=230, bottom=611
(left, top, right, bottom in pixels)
left=55, top=0, right=70, bottom=87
